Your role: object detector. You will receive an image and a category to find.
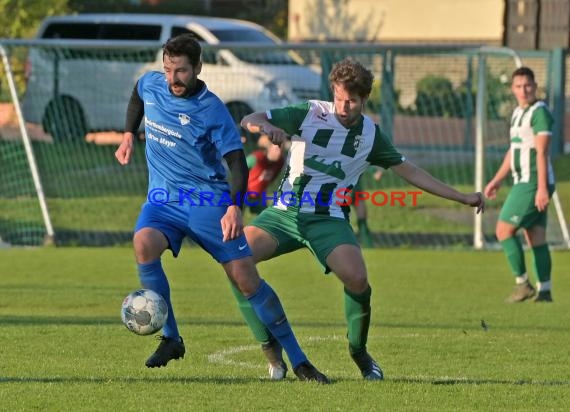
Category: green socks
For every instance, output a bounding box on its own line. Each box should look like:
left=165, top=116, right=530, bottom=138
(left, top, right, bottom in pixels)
left=231, top=280, right=377, bottom=356
left=500, top=236, right=526, bottom=277
left=345, top=286, right=372, bottom=355
left=230, top=282, right=271, bottom=343
left=501, top=237, right=552, bottom=284
left=531, top=244, right=551, bottom=283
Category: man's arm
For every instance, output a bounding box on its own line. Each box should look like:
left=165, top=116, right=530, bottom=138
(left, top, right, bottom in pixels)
left=221, top=149, right=249, bottom=242
left=224, top=149, right=249, bottom=206
left=241, top=112, right=290, bottom=146
left=115, top=84, right=144, bottom=165
left=534, top=134, right=551, bottom=211
left=392, top=160, right=484, bottom=213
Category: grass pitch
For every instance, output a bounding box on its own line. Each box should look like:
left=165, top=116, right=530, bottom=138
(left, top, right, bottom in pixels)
left=0, top=247, right=569, bottom=411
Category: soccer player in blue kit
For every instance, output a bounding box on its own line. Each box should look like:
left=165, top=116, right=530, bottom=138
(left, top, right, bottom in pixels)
left=115, top=33, right=329, bottom=383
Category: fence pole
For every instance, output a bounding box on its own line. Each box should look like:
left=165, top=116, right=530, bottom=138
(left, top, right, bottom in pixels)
left=473, top=53, right=487, bottom=250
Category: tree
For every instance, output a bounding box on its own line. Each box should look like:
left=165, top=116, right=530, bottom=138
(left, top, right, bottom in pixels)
left=302, top=0, right=384, bottom=41
left=0, top=0, right=69, bottom=39
left=0, top=0, right=69, bottom=101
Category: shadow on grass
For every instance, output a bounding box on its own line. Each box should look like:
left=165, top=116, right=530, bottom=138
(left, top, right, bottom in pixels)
left=1, top=315, right=569, bottom=333
left=4, top=315, right=568, bottom=336
left=0, top=315, right=249, bottom=327
left=1, top=375, right=569, bottom=386
left=0, top=376, right=278, bottom=385
left=390, top=376, right=570, bottom=386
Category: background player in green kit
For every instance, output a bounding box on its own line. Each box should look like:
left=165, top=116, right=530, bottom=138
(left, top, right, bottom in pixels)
left=484, top=67, right=555, bottom=303
left=231, top=57, right=485, bottom=381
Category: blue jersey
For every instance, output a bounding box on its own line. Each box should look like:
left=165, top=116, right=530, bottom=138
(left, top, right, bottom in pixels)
left=137, top=71, right=243, bottom=204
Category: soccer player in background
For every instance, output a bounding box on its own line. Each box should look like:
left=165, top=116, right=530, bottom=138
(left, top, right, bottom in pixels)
left=232, top=57, right=485, bottom=381
left=245, top=135, right=285, bottom=215
left=484, top=67, right=555, bottom=303
left=114, top=33, right=329, bottom=383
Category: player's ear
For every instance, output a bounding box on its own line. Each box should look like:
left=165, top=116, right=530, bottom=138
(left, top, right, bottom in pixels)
left=195, top=61, right=203, bottom=75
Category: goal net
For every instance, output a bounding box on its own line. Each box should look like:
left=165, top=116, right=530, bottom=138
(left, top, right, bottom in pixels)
left=0, top=40, right=568, bottom=248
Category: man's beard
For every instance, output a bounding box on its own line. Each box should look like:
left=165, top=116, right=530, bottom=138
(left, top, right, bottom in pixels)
left=169, top=78, right=195, bottom=97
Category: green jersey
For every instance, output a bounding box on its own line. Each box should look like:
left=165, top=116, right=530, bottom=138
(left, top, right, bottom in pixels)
left=509, top=101, right=555, bottom=185
left=267, top=100, right=404, bottom=218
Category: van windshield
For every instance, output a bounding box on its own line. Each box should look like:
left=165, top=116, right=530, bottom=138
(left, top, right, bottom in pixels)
left=210, top=29, right=302, bottom=65
left=42, top=23, right=162, bottom=40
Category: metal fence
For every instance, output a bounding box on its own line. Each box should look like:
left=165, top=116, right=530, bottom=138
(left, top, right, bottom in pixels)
left=0, top=40, right=568, bottom=248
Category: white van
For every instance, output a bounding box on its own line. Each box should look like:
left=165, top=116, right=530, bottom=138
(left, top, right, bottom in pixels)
left=22, top=14, right=321, bottom=141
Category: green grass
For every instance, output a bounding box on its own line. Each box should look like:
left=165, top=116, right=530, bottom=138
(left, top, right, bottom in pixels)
left=1, top=247, right=569, bottom=411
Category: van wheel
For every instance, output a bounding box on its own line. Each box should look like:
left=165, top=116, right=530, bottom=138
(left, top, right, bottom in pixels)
left=42, top=96, right=88, bottom=142
left=226, top=102, right=254, bottom=148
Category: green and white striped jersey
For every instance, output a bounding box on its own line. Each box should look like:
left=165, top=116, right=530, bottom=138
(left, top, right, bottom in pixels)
left=509, top=100, right=555, bottom=185
left=267, top=100, right=405, bottom=218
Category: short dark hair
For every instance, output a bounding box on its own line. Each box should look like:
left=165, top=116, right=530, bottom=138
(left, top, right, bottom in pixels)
left=511, top=66, right=535, bottom=82
left=328, top=58, right=374, bottom=98
left=162, top=33, right=201, bottom=67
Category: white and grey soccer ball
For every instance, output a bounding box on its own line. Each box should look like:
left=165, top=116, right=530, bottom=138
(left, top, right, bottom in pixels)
left=121, top=289, right=168, bottom=335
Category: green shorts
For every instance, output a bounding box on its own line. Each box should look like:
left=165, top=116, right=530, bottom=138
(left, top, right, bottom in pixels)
left=499, top=183, right=554, bottom=229
left=249, top=207, right=359, bottom=273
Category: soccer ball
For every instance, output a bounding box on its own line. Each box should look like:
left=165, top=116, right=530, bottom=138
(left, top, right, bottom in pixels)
left=121, top=289, right=168, bottom=336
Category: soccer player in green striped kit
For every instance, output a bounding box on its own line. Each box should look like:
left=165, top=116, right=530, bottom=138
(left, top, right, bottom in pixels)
left=232, top=58, right=485, bottom=381
left=484, top=67, right=555, bottom=303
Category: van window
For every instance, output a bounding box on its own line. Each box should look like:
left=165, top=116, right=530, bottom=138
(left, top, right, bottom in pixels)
left=210, top=29, right=274, bottom=43
left=99, top=24, right=161, bottom=40
left=39, top=22, right=160, bottom=63
left=42, top=23, right=161, bottom=40
left=171, top=27, right=205, bottom=41
left=210, top=28, right=300, bottom=65
left=43, top=23, right=99, bottom=39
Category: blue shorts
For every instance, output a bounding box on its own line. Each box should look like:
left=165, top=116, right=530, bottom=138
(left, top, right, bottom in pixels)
left=135, top=202, right=251, bottom=263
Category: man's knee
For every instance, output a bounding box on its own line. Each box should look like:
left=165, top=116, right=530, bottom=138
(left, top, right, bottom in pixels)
left=244, top=226, right=277, bottom=263
left=134, top=228, right=166, bottom=263
left=495, top=221, right=516, bottom=241
left=225, top=257, right=261, bottom=296
left=337, top=270, right=369, bottom=294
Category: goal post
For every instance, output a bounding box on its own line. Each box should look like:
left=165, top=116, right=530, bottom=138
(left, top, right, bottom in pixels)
left=0, top=44, right=54, bottom=246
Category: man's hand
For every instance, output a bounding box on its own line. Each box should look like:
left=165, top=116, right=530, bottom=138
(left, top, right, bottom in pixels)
left=115, top=132, right=135, bottom=165
left=465, top=192, right=485, bottom=214
left=221, top=205, right=244, bottom=242
left=483, top=180, right=501, bottom=200
left=535, top=187, right=550, bottom=212
left=246, top=122, right=289, bottom=146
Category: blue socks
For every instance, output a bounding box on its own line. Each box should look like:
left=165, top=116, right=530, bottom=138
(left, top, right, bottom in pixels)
left=138, top=263, right=306, bottom=368
left=247, top=280, right=307, bottom=368
left=138, top=259, right=179, bottom=339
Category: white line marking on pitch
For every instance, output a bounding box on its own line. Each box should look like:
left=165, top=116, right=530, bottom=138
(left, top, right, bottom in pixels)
left=207, top=335, right=344, bottom=368
left=207, top=344, right=260, bottom=368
